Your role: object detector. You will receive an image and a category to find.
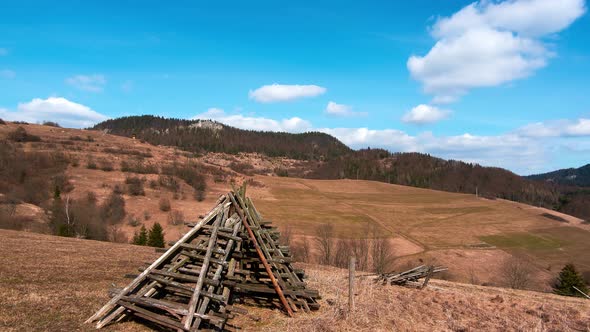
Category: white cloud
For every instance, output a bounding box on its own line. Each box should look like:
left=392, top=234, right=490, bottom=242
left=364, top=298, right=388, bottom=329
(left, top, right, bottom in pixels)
left=518, top=118, right=590, bottom=137
left=325, top=101, right=367, bottom=117
left=65, top=74, right=106, bottom=92
left=0, top=97, right=108, bottom=128
left=0, top=69, right=16, bottom=79
left=249, top=84, right=326, bottom=103
left=402, top=104, right=451, bottom=124
left=408, top=0, right=586, bottom=103
left=0, top=48, right=7, bottom=56
left=193, top=108, right=312, bottom=133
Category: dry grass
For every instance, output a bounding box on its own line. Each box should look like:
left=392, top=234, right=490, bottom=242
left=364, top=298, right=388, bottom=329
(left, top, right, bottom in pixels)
left=0, top=229, right=589, bottom=331
left=236, top=265, right=590, bottom=332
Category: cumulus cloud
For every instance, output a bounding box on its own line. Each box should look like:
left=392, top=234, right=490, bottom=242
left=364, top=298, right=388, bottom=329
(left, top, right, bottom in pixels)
left=193, top=108, right=312, bottom=132
left=408, top=0, right=586, bottom=103
left=0, top=69, right=16, bottom=79
left=517, top=118, right=590, bottom=137
left=65, top=74, right=107, bottom=92
left=402, top=104, right=451, bottom=124
left=0, top=97, right=108, bottom=128
left=249, top=84, right=326, bottom=103
left=325, top=101, right=367, bottom=117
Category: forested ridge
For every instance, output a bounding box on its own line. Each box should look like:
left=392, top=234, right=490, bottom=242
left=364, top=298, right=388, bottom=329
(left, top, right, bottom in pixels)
left=93, top=116, right=590, bottom=220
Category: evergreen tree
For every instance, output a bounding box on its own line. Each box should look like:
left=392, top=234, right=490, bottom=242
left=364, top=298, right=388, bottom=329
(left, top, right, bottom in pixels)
left=132, top=225, right=148, bottom=245
left=147, top=222, right=165, bottom=248
left=553, top=263, right=589, bottom=297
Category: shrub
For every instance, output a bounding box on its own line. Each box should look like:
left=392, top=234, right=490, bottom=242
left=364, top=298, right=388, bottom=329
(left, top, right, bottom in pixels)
left=120, top=159, right=158, bottom=174
left=553, top=263, right=589, bottom=297
left=147, top=222, right=165, bottom=248
left=159, top=197, right=171, bottom=212
left=0, top=118, right=5, bottom=125
left=228, top=161, right=255, bottom=175
left=86, top=157, right=97, bottom=169
left=125, top=176, right=145, bottom=196
left=501, top=256, right=532, bottom=290
left=8, top=126, right=41, bottom=142
left=42, top=121, right=61, bottom=127
left=158, top=175, right=180, bottom=193
left=98, top=159, right=114, bottom=172
left=100, top=191, right=126, bottom=224
left=127, top=214, right=140, bottom=227
left=167, top=210, right=184, bottom=225
left=274, top=167, right=289, bottom=177
left=143, top=210, right=151, bottom=221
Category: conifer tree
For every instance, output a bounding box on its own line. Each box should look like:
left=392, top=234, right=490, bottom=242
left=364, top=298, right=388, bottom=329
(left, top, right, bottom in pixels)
left=132, top=225, right=148, bottom=245
left=553, top=263, right=589, bottom=297
left=147, top=222, right=165, bottom=248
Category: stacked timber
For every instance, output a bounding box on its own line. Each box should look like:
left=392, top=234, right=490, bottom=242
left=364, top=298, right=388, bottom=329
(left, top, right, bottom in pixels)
left=86, top=184, right=319, bottom=331
left=376, top=265, right=447, bottom=288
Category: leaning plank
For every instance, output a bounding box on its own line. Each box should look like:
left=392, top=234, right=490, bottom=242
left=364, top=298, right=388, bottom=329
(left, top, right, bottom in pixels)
left=229, top=192, right=294, bottom=317
left=182, top=208, right=223, bottom=330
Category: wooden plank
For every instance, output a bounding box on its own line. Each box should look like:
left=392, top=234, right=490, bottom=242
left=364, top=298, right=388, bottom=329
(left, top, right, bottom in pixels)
left=89, top=201, right=225, bottom=328
left=229, top=192, right=294, bottom=317
left=182, top=208, right=223, bottom=330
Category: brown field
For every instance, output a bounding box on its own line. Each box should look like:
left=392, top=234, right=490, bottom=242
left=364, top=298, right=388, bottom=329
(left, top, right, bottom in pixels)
left=1, top=229, right=588, bottom=332
left=1, top=122, right=590, bottom=290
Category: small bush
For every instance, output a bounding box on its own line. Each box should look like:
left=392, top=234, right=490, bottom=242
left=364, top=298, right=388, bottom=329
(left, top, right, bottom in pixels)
left=100, top=191, right=126, bottom=224
left=98, top=159, right=114, bottom=172
left=159, top=197, right=171, bottom=212
left=229, top=161, right=255, bottom=175
left=127, top=214, right=140, bottom=227
left=86, top=157, right=97, bottom=169
left=120, top=159, right=158, bottom=174
left=0, top=118, right=6, bottom=125
left=8, top=127, right=41, bottom=142
left=125, top=176, right=145, bottom=196
left=42, top=121, right=61, bottom=127
left=143, top=210, right=151, bottom=221
left=167, top=210, right=184, bottom=225
left=274, top=167, right=289, bottom=177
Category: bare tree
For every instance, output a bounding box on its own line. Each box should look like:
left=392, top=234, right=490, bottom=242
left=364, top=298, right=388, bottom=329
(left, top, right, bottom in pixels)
left=280, top=225, right=293, bottom=246
left=315, top=223, right=335, bottom=265
left=350, top=224, right=370, bottom=271
left=371, top=226, right=393, bottom=274
left=501, top=256, right=532, bottom=290
left=333, top=239, right=352, bottom=268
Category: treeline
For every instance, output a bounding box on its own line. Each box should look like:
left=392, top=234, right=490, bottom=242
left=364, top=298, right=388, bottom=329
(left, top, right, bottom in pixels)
left=527, top=164, right=590, bottom=187
left=92, top=115, right=351, bottom=160
left=308, top=149, right=560, bottom=209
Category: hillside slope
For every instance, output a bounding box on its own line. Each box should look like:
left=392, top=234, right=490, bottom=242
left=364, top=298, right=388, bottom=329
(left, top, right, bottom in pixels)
left=1, top=122, right=589, bottom=291
left=91, top=116, right=574, bottom=218
left=528, top=163, right=590, bottom=187
left=0, top=229, right=588, bottom=331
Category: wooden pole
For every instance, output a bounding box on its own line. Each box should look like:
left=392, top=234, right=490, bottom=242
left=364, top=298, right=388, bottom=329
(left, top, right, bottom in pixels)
left=573, top=286, right=590, bottom=299
left=349, top=256, right=355, bottom=312
left=228, top=192, right=294, bottom=317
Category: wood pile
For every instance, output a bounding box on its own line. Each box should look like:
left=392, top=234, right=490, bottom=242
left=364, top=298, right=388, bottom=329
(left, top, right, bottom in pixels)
left=86, top=184, right=319, bottom=331
left=376, top=265, right=447, bottom=288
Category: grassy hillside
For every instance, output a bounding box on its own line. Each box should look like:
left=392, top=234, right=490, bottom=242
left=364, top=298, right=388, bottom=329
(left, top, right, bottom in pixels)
left=1, top=122, right=588, bottom=291
left=0, top=229, right=588, bottom=331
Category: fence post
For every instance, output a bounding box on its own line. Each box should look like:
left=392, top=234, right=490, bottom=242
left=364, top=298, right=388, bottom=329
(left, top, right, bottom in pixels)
left=349, top=256, right=356, bottom=312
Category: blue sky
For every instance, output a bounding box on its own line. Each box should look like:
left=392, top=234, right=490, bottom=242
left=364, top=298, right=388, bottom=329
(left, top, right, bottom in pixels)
left=1, top=0, right=589, bottom=175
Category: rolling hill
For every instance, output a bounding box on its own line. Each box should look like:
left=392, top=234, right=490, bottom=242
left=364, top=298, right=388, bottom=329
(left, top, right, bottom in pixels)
left=1, top=121, right=589, bottom=292
left=528, top=163, right=590, bottom=187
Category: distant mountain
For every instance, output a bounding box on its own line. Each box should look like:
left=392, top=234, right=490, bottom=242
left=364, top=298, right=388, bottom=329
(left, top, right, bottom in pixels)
left=92, top=115, right=352, bottom=160
left=527, top=164, right=590, bottom=188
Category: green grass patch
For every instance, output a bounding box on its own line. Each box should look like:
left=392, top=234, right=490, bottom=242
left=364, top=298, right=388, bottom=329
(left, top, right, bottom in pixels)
left=480, top=233, right=562, bottom=250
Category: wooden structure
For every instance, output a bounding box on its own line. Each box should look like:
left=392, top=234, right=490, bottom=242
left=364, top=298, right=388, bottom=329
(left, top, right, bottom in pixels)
left=86, top=185, right=319, bottom=331
left=376, top=265, right=447, bottom=288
